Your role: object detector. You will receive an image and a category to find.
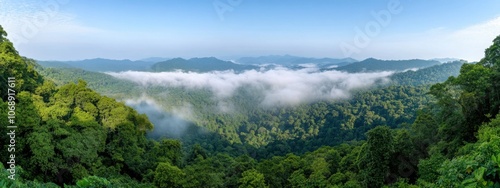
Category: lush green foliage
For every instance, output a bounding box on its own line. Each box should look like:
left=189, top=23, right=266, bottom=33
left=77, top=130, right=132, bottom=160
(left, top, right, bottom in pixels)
left=36, top=67, right=140, bottom=98
left=390, top=61, right=464, bottom=86
left=1, top=26, right=158, bottom=187
left=39, top=62, right=455, bottom=159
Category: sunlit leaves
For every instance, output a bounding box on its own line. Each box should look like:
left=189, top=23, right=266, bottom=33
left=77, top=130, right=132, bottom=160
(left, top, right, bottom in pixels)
left=239, top=169, right=268, bottom=188
left=154, top=162, right=184, bottom=188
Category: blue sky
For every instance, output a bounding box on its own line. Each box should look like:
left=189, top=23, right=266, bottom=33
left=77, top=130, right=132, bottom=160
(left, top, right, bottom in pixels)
left=1, top=0, right=500, bottom=61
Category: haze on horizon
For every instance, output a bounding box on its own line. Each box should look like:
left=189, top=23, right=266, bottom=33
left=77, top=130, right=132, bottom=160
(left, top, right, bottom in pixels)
left=1, top=0, right=500, bottom=62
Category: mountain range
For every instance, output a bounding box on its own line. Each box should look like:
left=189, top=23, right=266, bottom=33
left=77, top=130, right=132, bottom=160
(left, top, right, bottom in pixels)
left=151, top=57, right=258, bottom=72
left=36, top=56, right=452, bottom=73
left=38, top=58, right=157, bottom=72
left=236, top=55, right=358, bottom=66
left=333, top=58, right=441, bottom=72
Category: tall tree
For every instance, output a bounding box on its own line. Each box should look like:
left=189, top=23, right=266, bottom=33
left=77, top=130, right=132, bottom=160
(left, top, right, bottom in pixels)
left=154, top=162, right=184, bottom=188
left=239, top=169, right=268, bottom=188
left=357, top=126, right=394, bottom=187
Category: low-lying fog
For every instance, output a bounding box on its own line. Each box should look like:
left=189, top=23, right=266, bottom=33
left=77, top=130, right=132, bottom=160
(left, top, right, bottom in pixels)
left=108, top=67, right=393, bottom=107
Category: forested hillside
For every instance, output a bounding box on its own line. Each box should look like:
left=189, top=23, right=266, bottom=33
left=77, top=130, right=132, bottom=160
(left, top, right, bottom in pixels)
left=0, top=26, right=166, bottom=187
left=37, top=58, right=464, bottom=156
left=389, top=61, right=464, bottom=86
left=2, top=24, right=500, bottom=187
left=36, top=67, right=140, bottom=98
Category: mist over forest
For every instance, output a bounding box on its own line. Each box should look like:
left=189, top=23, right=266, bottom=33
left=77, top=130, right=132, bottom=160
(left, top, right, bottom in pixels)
left=108, top=67, right=394, bottom=107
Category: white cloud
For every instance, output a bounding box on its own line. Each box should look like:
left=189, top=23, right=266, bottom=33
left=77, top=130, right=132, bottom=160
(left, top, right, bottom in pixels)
left=0, top=0, right=75, bottom=41
left=447, top=16, right=500, bottom=61
left=0, top=0, right=114, bottom=60
left=366, top=16, right=500, bottom=62
left=124, top=95, right=195, bottom=137
left=107, top=68, right=393, bottom=107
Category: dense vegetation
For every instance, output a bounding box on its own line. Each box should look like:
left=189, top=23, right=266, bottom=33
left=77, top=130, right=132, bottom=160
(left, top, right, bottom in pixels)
left=389, top=61, right=464, bottom=86
left=1, top=24, right=500, bottom=187
left=35, top=67, right=140, bottom=98
left=37, top=62, right=462, bottom=159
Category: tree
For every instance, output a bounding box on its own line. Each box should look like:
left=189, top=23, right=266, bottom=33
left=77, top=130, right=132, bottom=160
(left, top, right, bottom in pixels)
left=182, top=158, right=224, bottom=188
left=156, top=139, right=182, bottom=167
left=357, top=126, right=394, bottom=187
left=154, top=162, right=184, bottom=188
left=27, top=122, right=56, bottom=176
left=411, top=111, right=439, bottom=157
left=390, top=129, right=419, bottom=183
left=0, top=25, right=7, bottom=42
left=76, top=176, right=112, bottom=188
left=258, top=154, right=301, bottom=188
left=288, top=169, right=308, bottom=188
left=239, top=169, right=267, bottom=188
left=417, top=154, right=445, bottom=183
left=0, top=25, right=17, bottom=56
left=186, top=144, right=207, bottom=165
left=308, top=157, right=331, bottom=187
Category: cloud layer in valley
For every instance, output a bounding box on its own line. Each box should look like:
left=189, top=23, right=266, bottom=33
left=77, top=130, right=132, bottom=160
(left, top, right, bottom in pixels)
left=108, top=67, right=393, bottom=107
left=124, top=96, right=194, bottom=138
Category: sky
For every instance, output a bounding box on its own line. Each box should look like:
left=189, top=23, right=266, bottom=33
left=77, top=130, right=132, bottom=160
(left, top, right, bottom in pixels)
left=1, top=0, right=500, bottom=61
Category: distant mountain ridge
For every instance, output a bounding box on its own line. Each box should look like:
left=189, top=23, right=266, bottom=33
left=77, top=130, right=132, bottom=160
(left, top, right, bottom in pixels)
left=334, top=58, right=441, bottom=73
left=37, top=56, right=456, bottom=73
left=236, top=55, right=358, bottom=66
left=38, top=58, right=156, bottom=72
left=430, top=58, right=461, bottom=63
left=139, top=57, right=171, bottom=62
left=151, top=57, right=259, bottom=72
